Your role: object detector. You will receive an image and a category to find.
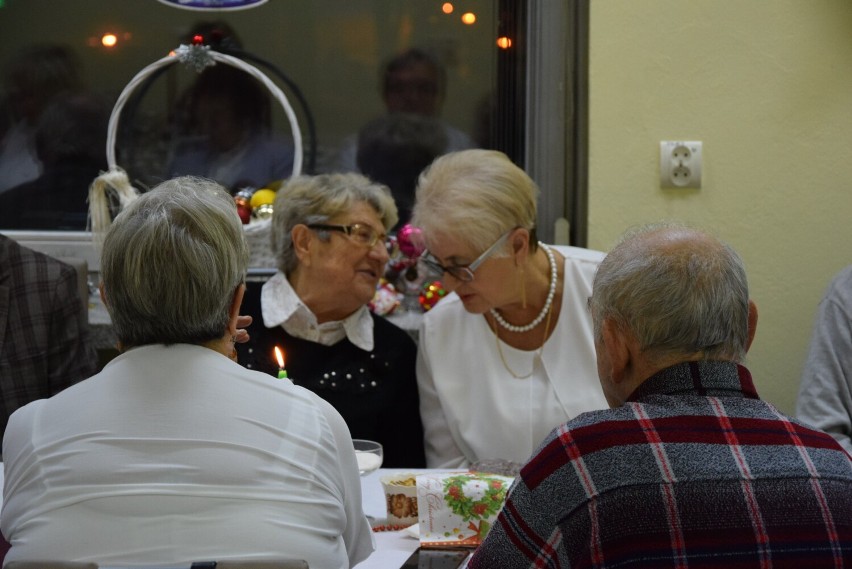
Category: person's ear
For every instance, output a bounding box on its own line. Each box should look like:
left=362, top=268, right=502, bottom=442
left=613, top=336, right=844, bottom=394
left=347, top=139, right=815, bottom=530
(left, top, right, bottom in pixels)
left=291, top=224, right=313, bottom=265
left=746, top=299, right=758, bottom=353
left=227, top=283, right=246, bottom=337
left=601, top=318, right=631, bottom=385
left=511, top=228, right=530, bottom=266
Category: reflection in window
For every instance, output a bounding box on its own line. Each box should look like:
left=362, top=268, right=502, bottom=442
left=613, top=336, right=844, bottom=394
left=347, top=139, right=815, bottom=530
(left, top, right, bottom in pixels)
left=1, top=1, right=504, bottom=232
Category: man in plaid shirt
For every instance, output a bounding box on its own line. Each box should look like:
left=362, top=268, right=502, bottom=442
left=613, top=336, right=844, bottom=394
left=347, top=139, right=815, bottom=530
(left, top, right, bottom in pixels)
left=469, top=223, right=852, bottom=568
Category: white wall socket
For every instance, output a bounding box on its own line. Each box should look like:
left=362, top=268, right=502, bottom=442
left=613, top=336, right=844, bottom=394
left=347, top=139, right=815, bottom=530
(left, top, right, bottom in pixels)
left=660, top=140, right=702, bottom=189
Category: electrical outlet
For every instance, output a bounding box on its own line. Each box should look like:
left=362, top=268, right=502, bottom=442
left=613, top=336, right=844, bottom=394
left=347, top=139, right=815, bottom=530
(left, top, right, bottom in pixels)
left=660, top=141, right=702, bottom=189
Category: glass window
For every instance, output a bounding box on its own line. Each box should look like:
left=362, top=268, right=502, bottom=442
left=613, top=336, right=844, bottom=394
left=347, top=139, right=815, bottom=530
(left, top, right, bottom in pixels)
left=0, top=0, right=508, bottom=231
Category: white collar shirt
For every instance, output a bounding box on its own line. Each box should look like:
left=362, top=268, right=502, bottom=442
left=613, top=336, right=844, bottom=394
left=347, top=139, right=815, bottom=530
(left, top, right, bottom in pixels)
left=261, top=271, right=375, bottom=352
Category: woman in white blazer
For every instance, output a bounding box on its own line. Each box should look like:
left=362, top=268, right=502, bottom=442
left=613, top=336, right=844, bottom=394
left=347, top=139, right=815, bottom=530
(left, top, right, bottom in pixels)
left=412, top=149, right=609, bottom=468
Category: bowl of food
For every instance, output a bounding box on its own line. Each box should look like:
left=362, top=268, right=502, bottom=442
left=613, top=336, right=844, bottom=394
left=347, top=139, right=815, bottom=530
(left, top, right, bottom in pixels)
left=380, top=473, right=419, bottom=527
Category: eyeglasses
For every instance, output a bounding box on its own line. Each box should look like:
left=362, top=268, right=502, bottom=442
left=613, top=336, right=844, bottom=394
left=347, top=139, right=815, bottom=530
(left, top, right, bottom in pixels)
left=307, top=223, right=394, bottom=254
left=420, top=230, right=512, bottom=283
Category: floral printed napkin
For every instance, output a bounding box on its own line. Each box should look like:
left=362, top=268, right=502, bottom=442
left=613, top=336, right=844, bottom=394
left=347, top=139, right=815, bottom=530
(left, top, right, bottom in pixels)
left=416, top=472, right=514, bottom=548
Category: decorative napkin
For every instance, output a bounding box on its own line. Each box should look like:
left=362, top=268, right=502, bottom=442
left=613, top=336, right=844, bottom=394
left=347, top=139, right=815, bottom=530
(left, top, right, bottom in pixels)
left=415, top=472, right=514, bottom=548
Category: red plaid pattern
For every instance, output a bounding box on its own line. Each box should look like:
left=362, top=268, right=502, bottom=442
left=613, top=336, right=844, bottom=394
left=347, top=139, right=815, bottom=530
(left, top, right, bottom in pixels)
left=468, top=361, right=852, bottom=568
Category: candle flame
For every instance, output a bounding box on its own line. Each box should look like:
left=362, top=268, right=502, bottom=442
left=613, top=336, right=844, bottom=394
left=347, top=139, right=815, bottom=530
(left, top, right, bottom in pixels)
left=274, top=346, right=285, bottom=368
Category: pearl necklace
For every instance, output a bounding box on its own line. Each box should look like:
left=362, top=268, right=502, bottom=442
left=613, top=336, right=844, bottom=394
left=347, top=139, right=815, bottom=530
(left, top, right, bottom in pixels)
left=492, top=300, right=554, bottom=379
left=490, top=242, right=557, bottom=333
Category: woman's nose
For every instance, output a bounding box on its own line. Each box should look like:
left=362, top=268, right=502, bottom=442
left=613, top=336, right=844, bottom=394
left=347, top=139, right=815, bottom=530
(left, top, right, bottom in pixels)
left=369, top=240, right=390, bottom=262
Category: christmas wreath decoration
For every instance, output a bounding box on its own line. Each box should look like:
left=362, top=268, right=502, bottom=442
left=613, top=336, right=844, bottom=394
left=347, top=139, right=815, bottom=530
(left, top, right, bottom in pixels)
left=443, top=474, right=507, bottom=522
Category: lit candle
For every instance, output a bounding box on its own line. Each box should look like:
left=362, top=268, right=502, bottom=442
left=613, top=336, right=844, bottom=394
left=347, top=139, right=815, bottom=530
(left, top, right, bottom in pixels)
left=274, top=346, right=288, bottom=379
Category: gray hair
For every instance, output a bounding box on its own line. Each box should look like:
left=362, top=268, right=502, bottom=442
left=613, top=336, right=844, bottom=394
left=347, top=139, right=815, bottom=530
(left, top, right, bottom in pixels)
left=590, top=222, right=751, bottom=363
left=101, top=176, right=248, bottom=348
left=411, top=149, right=539, bottom=255
left=271, top=173, right=398, bottom=275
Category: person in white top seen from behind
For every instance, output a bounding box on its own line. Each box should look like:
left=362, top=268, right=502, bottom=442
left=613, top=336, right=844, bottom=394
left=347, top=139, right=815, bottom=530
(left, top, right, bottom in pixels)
left=0, top=176, right=373, bottom=567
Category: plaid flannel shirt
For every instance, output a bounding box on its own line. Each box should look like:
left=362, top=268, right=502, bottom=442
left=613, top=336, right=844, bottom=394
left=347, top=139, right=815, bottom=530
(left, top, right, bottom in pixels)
left=0, top=236, right=97, bottom=442
left=469, top=361, right=852, bottom=568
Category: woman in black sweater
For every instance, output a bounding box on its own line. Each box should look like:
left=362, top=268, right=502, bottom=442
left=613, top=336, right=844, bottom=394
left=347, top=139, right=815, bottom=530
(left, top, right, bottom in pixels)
left=237, top=173, right=425, bottom=468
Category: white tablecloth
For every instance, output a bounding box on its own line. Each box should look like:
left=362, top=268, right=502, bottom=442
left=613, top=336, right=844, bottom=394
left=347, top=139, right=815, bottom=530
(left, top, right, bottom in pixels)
left=357, top=468, right=473, bottom=569
left=0, top=465, right=465, bottom=568
left=356, top=469, right=422, bottom=568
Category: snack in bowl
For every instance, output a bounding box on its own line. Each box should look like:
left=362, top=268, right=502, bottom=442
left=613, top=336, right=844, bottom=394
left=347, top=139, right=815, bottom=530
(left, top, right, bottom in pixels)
left=380, top=473, right=420, bottom=527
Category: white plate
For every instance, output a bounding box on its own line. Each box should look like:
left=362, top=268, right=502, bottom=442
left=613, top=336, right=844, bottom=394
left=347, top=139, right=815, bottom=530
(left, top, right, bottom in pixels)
left=404, top=523, right=420, bottom=539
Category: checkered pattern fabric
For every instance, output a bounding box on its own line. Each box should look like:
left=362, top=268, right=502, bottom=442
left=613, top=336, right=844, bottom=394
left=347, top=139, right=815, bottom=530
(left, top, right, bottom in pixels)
left=468, top=361, right=852, bottom=568
left=0, top=236, right=97, bottom=441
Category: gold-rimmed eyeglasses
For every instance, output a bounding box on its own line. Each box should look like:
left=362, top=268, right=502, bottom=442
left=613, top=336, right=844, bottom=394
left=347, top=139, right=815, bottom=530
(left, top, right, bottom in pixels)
left=420, top=229, right=512, bottom=283
left=307, top=223, right=395, bottom=255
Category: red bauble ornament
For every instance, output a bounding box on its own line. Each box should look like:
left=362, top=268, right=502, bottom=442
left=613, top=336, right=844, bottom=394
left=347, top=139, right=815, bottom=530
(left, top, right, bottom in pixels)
left=237, top=203, right=252, bottom=224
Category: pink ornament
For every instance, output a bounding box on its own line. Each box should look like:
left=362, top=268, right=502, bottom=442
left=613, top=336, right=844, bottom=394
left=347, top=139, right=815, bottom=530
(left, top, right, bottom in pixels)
left=397, top=224, right=425, bottom=259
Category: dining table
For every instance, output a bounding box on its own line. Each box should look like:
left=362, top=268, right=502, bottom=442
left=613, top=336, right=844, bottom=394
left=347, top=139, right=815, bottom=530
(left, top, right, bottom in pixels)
left=357, top=468, right=475, bottom=569
left=358, top=468, right=421, bottom=568
left=0, top=465, right=469, bottom=569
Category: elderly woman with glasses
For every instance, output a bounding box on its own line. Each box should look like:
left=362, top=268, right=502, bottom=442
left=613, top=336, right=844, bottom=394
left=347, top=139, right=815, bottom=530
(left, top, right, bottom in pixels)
left=412, top=149, right=609, bottom=469
left=237, top=173, right=426, bottom=468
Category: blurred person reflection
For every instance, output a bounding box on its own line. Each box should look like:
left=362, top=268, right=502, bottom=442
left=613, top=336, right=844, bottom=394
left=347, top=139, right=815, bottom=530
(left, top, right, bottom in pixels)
left=0, top=43, right=82, bottom=194
left=0, top=90, right=108, bottom=229
left=356, top=112, right=446, bottom=230
left=168, top=64, right=294, bottom=191
left=336, top=48, right=474, bottom=173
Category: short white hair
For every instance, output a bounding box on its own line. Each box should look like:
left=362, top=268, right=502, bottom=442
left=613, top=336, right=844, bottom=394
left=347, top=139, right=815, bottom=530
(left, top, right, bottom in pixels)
left=101, top=176, right=248, bottom=348
left=411, top=149, right=540, bottom=254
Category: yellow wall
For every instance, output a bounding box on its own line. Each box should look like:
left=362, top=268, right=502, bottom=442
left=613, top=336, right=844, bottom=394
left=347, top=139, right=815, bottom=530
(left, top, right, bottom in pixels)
left=587, top=0, right=852, bottom=413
